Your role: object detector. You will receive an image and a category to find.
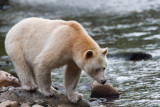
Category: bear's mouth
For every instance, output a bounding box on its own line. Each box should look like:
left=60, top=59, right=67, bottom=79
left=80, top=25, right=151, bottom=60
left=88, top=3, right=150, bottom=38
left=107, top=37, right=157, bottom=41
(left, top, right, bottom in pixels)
left=96, top=79, right=107, bottom=85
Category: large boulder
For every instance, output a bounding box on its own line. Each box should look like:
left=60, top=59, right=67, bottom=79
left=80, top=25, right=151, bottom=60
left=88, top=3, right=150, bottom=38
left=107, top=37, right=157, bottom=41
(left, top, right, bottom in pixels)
left=107, top=52, right=152, bottom=61
left=90, top=81, right=120, bottom=98
left=0, top=70, right=20, bottom=88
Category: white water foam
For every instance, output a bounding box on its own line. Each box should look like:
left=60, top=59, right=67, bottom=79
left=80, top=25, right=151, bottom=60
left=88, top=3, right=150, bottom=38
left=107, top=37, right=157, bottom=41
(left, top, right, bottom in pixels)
left=11, top=0, right=160, bottom=15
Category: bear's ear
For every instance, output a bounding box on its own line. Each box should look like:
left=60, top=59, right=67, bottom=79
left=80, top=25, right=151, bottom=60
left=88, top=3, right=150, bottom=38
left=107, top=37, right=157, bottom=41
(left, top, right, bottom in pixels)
left=102, top=47, right=108, bottom=55
left=85, top=50, right=93, bottom=59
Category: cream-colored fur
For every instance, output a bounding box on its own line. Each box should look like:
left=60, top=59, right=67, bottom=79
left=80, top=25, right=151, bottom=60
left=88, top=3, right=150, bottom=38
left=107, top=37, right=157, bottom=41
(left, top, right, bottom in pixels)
left=5, top=17, right=108, bottom=103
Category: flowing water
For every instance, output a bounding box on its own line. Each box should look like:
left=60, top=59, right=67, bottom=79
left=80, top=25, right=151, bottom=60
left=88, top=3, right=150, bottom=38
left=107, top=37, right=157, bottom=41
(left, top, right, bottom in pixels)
left=0, top=0, right=160, bottom=106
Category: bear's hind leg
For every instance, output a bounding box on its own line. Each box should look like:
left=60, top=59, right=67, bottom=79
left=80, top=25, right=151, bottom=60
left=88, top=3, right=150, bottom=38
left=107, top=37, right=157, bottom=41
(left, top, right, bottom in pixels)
left=11, top=55, right=37, bottom=91
left=65, top=61, right=82, bottom=103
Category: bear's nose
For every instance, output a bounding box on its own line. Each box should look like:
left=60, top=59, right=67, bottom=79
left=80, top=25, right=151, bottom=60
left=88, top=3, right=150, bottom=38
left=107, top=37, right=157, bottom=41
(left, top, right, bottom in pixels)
left=101, top=79, right=106, bottom=85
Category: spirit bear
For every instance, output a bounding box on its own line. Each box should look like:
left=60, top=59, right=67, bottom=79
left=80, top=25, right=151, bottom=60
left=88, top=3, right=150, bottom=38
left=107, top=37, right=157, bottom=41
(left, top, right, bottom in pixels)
left=5, top=18, right=108, bottom=103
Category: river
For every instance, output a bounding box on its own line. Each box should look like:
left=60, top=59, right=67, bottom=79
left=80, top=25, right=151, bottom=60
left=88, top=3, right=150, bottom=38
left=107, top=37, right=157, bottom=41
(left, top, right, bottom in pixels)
left=0, top=0, right=160, bottom=106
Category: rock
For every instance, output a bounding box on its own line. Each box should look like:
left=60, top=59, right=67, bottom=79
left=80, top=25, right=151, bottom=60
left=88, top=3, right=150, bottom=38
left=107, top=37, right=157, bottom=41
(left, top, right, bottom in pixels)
left=0, top=86, right=14, bottom=93
left=31, top=100, right=49, bottom=107
left=107, top=52, right=152, bottom=61
left=90, top=81, right=120, bottom=98
left=20, top=103, right=30, bottom=107
left=0, top=56, right=9, bottom=60
left=0, top=55, right=13, bottom=68
left=0, top=70, right=20, bottom=88
left=89, top=98, right=108, bottom=106
left=32, top=105, right=43, bottom=107
left=0, top=87, right=90, bottom=107
left=0, top=61, right=13, bottom=68
left=0, top=0, right=10, bottom=10
left=0, top=100, right=18, bottom=107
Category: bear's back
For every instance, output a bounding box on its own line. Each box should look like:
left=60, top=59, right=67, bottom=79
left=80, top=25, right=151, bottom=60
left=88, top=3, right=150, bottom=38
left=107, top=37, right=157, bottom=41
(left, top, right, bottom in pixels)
left=5, top=18, right=98, bottom=66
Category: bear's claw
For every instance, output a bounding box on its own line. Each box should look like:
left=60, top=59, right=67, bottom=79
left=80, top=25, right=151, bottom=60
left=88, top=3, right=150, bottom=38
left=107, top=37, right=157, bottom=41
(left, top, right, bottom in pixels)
left=38, top=87, right=58, bottom=96
left=22, top=83, right=37, bottom=91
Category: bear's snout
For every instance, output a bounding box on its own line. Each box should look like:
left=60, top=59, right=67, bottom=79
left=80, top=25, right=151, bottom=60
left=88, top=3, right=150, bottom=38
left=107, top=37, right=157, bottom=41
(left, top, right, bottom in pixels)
left=100, top=79, right=106, bottom=85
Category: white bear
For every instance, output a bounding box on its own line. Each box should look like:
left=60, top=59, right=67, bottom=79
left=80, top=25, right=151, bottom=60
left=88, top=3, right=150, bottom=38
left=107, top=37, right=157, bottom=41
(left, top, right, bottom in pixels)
left=5, top=17, right=108, bottom=103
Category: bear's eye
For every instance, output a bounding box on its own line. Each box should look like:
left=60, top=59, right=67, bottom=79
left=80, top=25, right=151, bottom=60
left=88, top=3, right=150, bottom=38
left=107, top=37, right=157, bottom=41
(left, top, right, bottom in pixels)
left=95, top=68, right=100, bottom=72
left=103, top=67, right=106, bottom=70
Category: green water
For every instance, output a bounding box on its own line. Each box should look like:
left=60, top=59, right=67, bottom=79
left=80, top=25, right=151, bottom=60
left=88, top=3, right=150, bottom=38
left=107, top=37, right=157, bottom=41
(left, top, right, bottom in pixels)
left=0, top=1, right=160, bottom=106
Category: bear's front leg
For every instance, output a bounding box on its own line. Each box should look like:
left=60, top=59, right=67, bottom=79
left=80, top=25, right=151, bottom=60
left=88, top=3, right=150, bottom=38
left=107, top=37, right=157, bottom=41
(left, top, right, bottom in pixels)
left=65, top=62, right=82, bottom=103
left=34, top=51, right=59, bottom=96
left=34, top=62, right=57, bottom=96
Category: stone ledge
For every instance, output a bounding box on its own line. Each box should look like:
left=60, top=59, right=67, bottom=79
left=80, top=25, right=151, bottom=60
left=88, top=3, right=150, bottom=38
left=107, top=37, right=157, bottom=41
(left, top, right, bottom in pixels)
left=0, top=87, right=90, bottom=107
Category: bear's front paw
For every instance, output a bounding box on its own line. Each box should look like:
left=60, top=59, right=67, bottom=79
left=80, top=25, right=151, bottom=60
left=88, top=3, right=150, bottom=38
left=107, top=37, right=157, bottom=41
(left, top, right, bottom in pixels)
left=38, top=87, right=57, bottom=96
left=67, top=91, right=83, bottom=103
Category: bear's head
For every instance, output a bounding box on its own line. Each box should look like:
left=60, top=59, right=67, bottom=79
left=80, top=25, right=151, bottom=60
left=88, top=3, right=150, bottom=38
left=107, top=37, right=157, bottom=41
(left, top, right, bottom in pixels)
left=80, top=47, right=108, bottom=85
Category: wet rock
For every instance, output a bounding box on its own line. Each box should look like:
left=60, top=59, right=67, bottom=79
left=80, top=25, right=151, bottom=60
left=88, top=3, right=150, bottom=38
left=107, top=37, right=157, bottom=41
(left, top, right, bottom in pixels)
left=0, top=100, right=18, bottom=107
left=90, top=81, right=120, bottom=98
left=20, top=103, right=30, bottom=107
left=0, top=70, right=20, bottom=88
left=89, top=100, right=99, bottom=106
left=89, top=98, right=108, bottom=106
left=0, top=56, right=9, bottom=60
left=0, top=87, right=90, bottom=107
left=0, top=61, right=13, bottom=68
left=107, top=52, right=152, bottom=61
left=89, top=97, right=115, bottom=106
left=0, top=55, right=13, bottom=68
left=0, top=86, right=14, bottom=93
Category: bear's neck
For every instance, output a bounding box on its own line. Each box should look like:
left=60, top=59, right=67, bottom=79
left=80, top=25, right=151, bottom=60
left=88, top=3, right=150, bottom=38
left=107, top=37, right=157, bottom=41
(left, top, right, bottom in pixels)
left=72, top=34, right=99, bottom=59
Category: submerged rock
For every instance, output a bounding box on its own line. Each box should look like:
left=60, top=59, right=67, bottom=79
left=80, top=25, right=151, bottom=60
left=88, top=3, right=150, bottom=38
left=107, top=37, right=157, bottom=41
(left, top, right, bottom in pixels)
left=0, top=0, right=10, bottom=10
left=0, top=70, right=20, bottom=88
left=0, top=87, right=90, bottom=107
left=107, top=52, right=152, bottom=61
left=90, top=81, right=120, bottom=98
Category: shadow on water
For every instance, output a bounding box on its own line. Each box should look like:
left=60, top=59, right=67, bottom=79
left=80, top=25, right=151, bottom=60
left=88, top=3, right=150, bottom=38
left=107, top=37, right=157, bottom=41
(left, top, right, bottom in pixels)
left=0, top=0, right=160, bottom=106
